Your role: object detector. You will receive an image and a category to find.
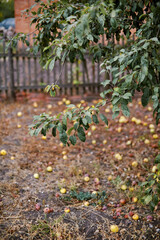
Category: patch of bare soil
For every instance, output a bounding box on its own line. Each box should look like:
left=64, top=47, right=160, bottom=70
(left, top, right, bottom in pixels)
left=0, top=96, right=160, bottom=240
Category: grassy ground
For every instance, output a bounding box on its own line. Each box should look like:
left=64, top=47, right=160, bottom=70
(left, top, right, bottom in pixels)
left=0, top=94, right=160, bottom=240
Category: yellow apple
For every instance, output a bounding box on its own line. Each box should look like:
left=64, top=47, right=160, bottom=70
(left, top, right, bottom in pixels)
left=143, top=158, right=149, bottom=163
left=17, top=112, right=22, bottom=117
left=132, top=197, right=138, bottom=203
left=84, top=176, right=90, bottom=182
left=80, top=100, right=85, bottom=104
left=84, top=201, right=89, bottom=207
left=115, top=153, right=122, bottom=160
left=126, top=140, right=132, bottom=145
left=47, top=104, right=52, bottom=109
left=11, top=156, right=15, bottom=160
left=58, top=101, right=63, bottom=106
left=103, top=140, right=107, bottom=145
left=92, top=140, right=96, bottom=145
left=149, top=124, right=155, bottom=129
left=63, top=155, right=68, bottom=160
left=62, top=151, right=67, bottom=155
left=153, top=134, right=158, bottom=139
left=34, top=173, right=39, bottom=179
left=110, top=225, right=119, bottom=233
left=105, top=108, right=110, bottom=113
left=144, top=139, right=150, bottom=144
left=64, top=207, right=70, bottom=213
left=148, top=106, right=152, bottom=111
left=17, top=124, right=21, bottom=128
left=152, top=166, right=157, bottom=173
left=91, top=125, right=96, bottom=131
left=41, top=136, right=47, bottom=140
left=33, top=102, right=38, bottom=108
left=46, top=166, right=53, bottom=172
left=87, top=131, right=92, bottom=136
left=65, top=100, right=71, bottom=105
left=0, top=149, right=7, bottom=156
left=108, top=175, right=112, bottom=181
left=150, top=129, right=155, bottom=133
left=117, top=127, right=122, bottom=133
left=60, top=188, right=66, bottom=194
left=121, top=184, right=127, bottom=191
left=132, top=161, right=138, bottom=167
left=132, top=214, right=139, bottom=220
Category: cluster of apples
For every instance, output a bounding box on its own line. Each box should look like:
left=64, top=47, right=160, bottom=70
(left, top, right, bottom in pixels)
left=34, top=165, right=53, bottom=179
left=17, top=111, right=23, bottom=128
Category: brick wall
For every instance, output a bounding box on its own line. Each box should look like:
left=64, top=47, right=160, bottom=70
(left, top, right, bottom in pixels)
left=14, top=0, right=49, bottom=34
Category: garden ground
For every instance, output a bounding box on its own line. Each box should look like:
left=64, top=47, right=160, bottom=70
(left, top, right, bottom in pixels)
left=0, top=93, right=160, bottom=240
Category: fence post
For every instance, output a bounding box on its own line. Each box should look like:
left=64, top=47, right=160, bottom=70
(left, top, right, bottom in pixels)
left=8, top=46, right=16, bottom=100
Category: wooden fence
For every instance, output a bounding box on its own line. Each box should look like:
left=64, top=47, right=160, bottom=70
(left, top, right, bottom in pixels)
left=0, top=33, right=135, bottom=99
left=0, top=34, right=107, bottom=99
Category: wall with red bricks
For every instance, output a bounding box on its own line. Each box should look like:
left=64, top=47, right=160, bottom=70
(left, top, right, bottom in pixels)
left=14, top=0, right=48, bottom=34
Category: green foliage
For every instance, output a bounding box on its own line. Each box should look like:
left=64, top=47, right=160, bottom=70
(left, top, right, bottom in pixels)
left=0, top=0, right=14, bottom=22
left=29, top=100, right=107, bottom=146
left=61, top=190, right=108, bottom=206
left=139, top=154, right=160, bottom=211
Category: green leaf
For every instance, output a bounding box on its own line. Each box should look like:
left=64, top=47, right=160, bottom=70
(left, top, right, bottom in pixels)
left=49, top=58, right=56, bottom=70
left=77, top=126, right=86, bottom=142
left=101, top=80, right=111, bottom=87
left=85, top=115, right=92, bottom=124
left=92, top=114, right=99, bottom=124
left=82, top=118, right=88, bottom=125
left=153, top=194, right=159, bottom=206
left=67, top=127, right=74, bottom=135
left=155, top=154, right=160, bottom=163
left=141, top=87, right=150, bottom=107
left=52, top=126, right=57, bottom=137
left=74, top=122, right=79, bottom=130
left=50, top=89, right=56, bottom=97
left=112, top=111, right=119, bottom=119
left=99, top=113, right=108, bottom=125
left=121, top=104, right=130, bottom=117
left=69, top=135, right=77, bottom=145
left=144, top=195, right=152, bottom=204
left=59, top=130, right=68, bottom=145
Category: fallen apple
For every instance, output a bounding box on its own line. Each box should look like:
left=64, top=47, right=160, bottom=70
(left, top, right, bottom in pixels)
left=153, top=134, right=158, bottom=139
left=64, top=207, right=70, bottom=213
left=91, top=125, right=97, bottom=131
left=44, top=207, right=50, bottom=213
left=108, top=175, right=113, bottom=181
left=110, top=225, right=119, bottom=233
left=132, top=161, right=138, bottom=167
left=143, top=158, right=149, bottom=163
left=46, top=166, right=53, bottom=172
left=0, top=149, right=7, bottom=156
left=17, top=112, right=22, bottom=117
left=152, top=165, right=157, bottom=173
left=103, top=140, right=107, bottom=145
left=121, top=185, right=127, bottom=191
left=84, top=176, right=90, bottom=182
left=144, top=139, right=150, bottom=144
left=84, top=201, right=89, bottom=207
left=41, top=136, right=47, bottom=140
left=34, top=173, right=39, bottom=179
left=33, top=102, right=38, bottom=108
left=132, top=197, right=138, bottom=203
left=132, top=214, right=139, bottom=220
left=60, top=188, right=67, bottom=194
left=35, top=203, right=41, bottom=211
left=92, top=140, right=96, bottom=145
left=63, top=155, right=68, bottom=160
left=115, top=153, right=122, bottom=160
